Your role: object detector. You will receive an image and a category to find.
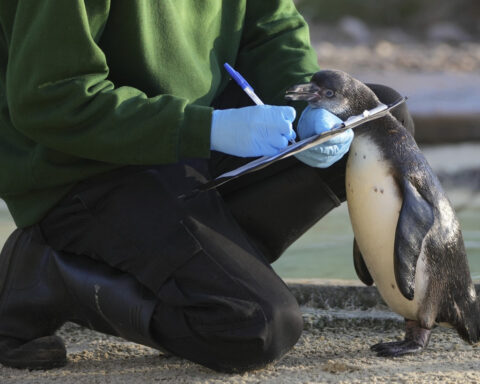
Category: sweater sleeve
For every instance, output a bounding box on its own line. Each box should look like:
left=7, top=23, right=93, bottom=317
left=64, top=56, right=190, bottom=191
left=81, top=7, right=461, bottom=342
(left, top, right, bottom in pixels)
left=235, top=0, right=320, bottom=107
left=6, top=0, right=212, bottom=165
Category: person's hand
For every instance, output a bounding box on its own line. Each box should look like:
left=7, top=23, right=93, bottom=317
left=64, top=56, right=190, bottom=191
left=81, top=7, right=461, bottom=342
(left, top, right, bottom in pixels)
left=210, top=105, right=296, bottom=157
left=294, top=106, right=353, bottom=168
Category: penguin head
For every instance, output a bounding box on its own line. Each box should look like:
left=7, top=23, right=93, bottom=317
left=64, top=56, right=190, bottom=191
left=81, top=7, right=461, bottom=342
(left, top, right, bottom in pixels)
left=285, top=69, right=380, bottom=120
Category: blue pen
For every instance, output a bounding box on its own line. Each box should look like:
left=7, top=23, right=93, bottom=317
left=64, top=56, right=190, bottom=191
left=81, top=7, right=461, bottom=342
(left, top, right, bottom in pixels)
left=224, top=63, right=295, bottom=143
left=224, top=63, right=264, bottom=105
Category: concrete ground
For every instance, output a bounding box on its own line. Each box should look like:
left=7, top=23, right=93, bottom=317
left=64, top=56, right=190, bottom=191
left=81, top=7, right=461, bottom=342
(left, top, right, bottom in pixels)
left=1, top=281, right=479, bottom=384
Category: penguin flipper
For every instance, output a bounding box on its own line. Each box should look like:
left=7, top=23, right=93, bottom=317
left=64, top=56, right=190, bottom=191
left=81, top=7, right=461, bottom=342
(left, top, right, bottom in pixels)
left=353, top=238, right=373, bottom=286
left=394, top=180, right=434, bottom=300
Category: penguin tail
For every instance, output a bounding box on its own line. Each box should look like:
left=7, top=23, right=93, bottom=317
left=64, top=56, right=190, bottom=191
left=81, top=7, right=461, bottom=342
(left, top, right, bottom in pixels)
left=451, top=295, right=480, bottom=344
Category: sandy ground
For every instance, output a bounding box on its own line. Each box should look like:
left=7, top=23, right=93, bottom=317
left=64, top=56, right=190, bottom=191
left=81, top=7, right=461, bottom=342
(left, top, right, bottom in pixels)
left=1, top=317, right=479, bottom=384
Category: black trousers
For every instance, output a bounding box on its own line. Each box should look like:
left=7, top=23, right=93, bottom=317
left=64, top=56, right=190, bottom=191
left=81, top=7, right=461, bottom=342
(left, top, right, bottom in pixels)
left=39, top=84, right=413, bottom=372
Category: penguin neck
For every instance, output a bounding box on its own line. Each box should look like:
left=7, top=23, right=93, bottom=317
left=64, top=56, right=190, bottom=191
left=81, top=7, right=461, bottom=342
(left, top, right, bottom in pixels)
left=353, top=113, right=399, bottom=139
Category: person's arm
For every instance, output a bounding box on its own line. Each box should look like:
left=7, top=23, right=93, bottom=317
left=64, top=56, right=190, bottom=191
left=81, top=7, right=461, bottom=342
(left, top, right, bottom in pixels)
left=235, top=0, right=320, bottom=106
left=236, top=1, right=353, bottom=168
left=6, top=0, right=211, bottom=165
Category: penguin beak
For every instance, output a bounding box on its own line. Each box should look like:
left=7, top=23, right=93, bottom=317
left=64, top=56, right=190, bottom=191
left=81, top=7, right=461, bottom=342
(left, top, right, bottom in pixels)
left=285, top=82, right=322, bottom=102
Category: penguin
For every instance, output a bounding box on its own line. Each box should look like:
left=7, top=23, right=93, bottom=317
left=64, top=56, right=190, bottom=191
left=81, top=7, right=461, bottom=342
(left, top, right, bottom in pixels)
left=285, top=69, right=480, bottom=356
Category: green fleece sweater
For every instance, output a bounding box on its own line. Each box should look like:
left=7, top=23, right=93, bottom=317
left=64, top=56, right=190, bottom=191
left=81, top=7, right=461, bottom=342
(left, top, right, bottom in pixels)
left=0, top=0, right=319, bottom=228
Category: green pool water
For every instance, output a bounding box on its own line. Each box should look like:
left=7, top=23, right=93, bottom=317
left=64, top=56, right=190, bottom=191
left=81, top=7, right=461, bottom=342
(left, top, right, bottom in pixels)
left=272, top=201, right=480, bottom=280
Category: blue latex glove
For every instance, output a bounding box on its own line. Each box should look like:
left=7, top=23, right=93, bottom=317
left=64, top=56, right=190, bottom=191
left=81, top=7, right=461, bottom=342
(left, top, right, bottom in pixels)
left=210, top=105, right=296, bottom=157
left=294, top=106, right=353, bottom=168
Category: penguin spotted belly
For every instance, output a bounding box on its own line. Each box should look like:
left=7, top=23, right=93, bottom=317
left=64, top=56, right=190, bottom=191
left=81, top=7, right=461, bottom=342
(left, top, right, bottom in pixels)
left=346, top=134, right=425, bottom=320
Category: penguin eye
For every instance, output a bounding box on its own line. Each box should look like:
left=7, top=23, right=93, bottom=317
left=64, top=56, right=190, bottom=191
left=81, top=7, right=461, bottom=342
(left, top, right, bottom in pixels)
left=324, top=89, right=335, bottom=98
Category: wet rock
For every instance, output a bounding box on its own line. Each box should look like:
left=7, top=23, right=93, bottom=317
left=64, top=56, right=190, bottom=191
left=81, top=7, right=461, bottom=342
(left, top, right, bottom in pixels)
left=427, top=22, right=473, bottom=43
left=301, top=307, right=404, bottom=331
left=338, top=16, right=372, bottom=44
left=379, top=27, right=414, bottom=44
left=288, top=283, right=387, bottom=310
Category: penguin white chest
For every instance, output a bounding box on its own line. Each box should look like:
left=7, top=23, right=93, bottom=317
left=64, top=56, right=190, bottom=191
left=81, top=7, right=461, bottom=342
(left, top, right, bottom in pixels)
left=346, top=135, right=423, bottom=320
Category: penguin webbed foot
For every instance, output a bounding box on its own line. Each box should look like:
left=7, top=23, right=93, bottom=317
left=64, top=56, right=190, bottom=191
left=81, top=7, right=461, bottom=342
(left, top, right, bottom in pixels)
left=370, top=339, right=425, bottom=357
left=371, top=320, right=431, bottom=357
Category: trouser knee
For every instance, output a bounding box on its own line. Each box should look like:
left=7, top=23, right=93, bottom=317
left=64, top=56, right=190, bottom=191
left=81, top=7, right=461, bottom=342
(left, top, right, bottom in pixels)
left=226, top=295, right=303, bottom=371
left=151, top=292, right=303, bottom=372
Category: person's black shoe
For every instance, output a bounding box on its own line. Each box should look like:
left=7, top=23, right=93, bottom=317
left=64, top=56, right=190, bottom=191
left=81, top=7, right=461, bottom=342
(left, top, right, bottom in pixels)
left=0, top=335, right=66, bottom=370
left=0, top=226, right=163, bottom=370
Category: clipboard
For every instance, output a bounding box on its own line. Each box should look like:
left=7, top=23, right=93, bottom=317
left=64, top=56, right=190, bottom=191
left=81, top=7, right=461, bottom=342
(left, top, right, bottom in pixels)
left=179, top=97, right=406, bottom=199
